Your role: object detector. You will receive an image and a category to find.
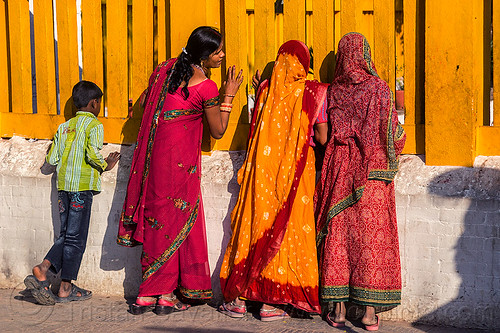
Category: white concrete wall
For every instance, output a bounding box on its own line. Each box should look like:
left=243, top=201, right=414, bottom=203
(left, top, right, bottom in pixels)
left=0, top=136, right=498, bottom=329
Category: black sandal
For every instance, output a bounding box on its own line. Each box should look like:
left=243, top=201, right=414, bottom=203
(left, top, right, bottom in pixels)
left=130, top=297, right=157, bottom=315
left=56, top=284, right=92, bottom=303
left=154, top=295, right=191, bottom=315
left=24, top=275, right=56, bottom=305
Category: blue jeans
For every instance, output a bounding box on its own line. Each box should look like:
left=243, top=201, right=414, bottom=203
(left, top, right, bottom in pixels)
left=45, top=191, right=93, bottom=281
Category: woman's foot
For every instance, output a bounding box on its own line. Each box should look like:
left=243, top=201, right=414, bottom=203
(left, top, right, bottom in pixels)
left=325, top=302, right=346, bottom=328
left=155, top=294, right=190, bottom=315
left=326, top=311, right=345, bottom=328
left=218, top=298, right=247, bottom=318
left=259, top=304, right=289, bottom=322
left=130, top=296, right=156, bottom=315
left=361, top=306, right=379, bottom=331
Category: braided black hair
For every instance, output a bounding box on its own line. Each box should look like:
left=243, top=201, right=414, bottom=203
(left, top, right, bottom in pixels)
left=168, top=26, right=222, bottom=99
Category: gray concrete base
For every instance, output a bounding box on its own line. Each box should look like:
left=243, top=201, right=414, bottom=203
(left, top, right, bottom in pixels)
left=0, top=136, right=499, bottom=330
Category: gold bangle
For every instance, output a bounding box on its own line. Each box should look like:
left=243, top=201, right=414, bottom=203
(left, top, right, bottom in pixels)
left=220, top=110, right=231, bottom=113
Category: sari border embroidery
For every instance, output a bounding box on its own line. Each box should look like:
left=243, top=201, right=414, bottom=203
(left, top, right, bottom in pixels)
left=203, top=96, right=220, bottom=108
left=142, top=198, right=200, bottom=281
left=164, top=109, right=202, bottom=121
left=321, top=285, right=401, bottom=306
left=117, top=234, right=140, bottom=247
left=350, top=286, right=401, bottom=306
left=120, top=211, right=135, bottom=225
left=146, top=216, right=164, bottom=230
left=317, top=186, right=365, bottom=246
left=363, top=37, right=379, bottom=78
left=179, top=286, right=213, bottom=299
left=321, top=285, right=350, bottom=302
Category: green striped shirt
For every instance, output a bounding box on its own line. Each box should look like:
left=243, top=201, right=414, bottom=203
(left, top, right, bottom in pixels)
left=46, top=111, right=108, bottom=192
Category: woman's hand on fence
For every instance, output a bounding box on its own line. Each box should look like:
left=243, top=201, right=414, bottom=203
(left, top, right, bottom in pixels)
left=252, top=69, right=261, bottom=91
left=223, top=65, right=243, bottom=97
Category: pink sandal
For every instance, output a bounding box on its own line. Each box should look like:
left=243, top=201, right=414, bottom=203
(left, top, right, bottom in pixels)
left=155, top=294, right=190, bottom=315
left=364, top=315, right=380, bottom=331
left=130, top=296, right=156, bottom=315
left=218, top=300, right=247, bottom=318
left=325, top=311, right=346, bottom=328
left=259, top=307, right=289, bottom=322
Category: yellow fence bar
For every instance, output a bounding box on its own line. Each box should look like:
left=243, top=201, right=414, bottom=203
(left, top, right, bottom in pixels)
left=156, top=0, right=168, bottom=62
left=284, top=0, right=306, bottom=42
left=340, top=0, right=362, bottom=37
left=425, top=1, right=483, bottom=166
left=105, top=0, right=128, bottom=119
left=81, top=0, right=104, bottom=98
left=7, top=0, right=32, bottom=114
left=373, top=0, right=395, bottom=89
left=55, top=0, right=80, bottom=117
left=33, top=0, right=57, bottom=115
left=0, top=1, right=10, bottom=114
left=493, top=0, right=499, bottom=126
left=254, top=0, right=277, bottom=73
left=401, top=0, right=425, bottom=154
left=312, top=0, right=335, bottom=83
left=131, top=0, right=153, bottom=103
left=217, top=0, right=249, bottom=151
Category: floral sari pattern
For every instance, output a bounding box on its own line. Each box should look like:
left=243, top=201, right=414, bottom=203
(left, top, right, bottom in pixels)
left=118, top=59, right=217, bottom=299
left=314, top=33, right=406, bottom=307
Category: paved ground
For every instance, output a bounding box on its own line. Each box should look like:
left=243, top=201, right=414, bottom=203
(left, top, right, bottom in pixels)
left=1, top=287, right=488, bottom=333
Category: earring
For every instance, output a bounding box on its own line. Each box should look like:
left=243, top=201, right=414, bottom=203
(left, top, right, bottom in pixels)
left=200, top=61, right=210, bottom=77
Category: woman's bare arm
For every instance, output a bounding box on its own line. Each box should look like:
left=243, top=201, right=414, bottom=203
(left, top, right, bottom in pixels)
left=205, top=66, right=243, bottom=139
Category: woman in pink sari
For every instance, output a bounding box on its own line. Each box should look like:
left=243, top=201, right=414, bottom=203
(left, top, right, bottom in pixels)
left=314, top=33, right=406, bottom=330
left=117, top=26, right=243, bottom=315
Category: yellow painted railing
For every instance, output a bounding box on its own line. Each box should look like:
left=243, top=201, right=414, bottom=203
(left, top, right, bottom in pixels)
left=0, top=0, right=498, bottom=166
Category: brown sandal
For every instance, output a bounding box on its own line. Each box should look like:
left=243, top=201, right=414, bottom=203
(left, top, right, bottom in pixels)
left=259, top=306, right=289, bottom=322
left=218, top=299, right=247, bottom=318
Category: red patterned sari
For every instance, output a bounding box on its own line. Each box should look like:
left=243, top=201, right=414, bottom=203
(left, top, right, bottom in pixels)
left=220, top=40, right=327, bottom=313
left=314, top=33, right=406, bottom=307
left=117, top=59, right=219, bottom=299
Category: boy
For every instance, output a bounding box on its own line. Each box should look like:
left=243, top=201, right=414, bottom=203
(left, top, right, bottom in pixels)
left=24, top=81, right=120, bottom=305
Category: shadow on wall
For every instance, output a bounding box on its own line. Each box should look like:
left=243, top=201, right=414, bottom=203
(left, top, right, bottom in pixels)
left=210, top=151, right=245, bottom=303
left=99, top=98, right=143, bottom=298
left=414, top=167, right=500, bottom=330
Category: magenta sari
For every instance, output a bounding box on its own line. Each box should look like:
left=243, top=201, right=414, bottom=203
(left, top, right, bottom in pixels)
left=118, top=59, right=219, bottom=298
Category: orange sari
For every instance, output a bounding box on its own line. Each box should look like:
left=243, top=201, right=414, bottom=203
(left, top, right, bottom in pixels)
left=220, top=40, right=327, bottom=313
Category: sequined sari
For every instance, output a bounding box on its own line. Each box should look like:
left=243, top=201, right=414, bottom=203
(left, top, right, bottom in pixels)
left=220, top=40, right=327, bottom=313
left=117, top=59, right=219, bottom=299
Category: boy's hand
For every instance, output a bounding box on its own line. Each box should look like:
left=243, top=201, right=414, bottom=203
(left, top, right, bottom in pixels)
left=104, top=151, right=121, bottom=171
left=40, top=160, right=56, bottom=175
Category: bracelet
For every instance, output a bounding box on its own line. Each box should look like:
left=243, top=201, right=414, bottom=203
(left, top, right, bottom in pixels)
left=220, top=102, right=233, bottom=113
left=224, top=94, right=235, bottom=97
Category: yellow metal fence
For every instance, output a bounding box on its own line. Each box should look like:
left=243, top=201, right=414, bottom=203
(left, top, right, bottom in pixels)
left=0, top=0, right=498, bottom=166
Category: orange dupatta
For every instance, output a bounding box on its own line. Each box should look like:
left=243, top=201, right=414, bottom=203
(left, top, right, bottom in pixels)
left=220, top=41, right=327, bottom=312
